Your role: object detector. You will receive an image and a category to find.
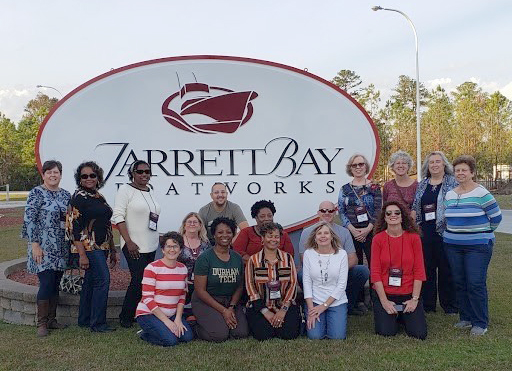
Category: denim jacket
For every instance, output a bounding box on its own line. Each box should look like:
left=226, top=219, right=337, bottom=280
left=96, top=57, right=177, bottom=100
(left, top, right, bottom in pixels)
left=412, top=174, right=458, bottom=235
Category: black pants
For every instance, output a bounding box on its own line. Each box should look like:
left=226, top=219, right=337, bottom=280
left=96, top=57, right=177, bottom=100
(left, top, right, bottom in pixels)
left=372, top=293, right=427, bottom=340
left=421, top=227, right=457, bottom=313
left=246, top=305, right=301, bottom=341
left=352, top=233, right=373, bottom=266
left=119, top=247, right=156, bottom=322
left=37, top=269, right=63, bottom=300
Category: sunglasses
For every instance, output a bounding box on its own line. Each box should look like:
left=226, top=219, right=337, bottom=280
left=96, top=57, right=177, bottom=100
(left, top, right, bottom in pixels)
left=385, top=210, right=402, bottom=216
left=351, top=162, right=366, bottom=168
left=80, top=173, right=97, bottom=179
left=134, top=169, right=151, bottom=175
left=319, top=208, right=336, bottom=214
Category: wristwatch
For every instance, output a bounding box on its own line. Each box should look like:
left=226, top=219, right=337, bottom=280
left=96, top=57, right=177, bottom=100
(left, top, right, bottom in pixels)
left=322, top=302, right=329, bottom=308
left=229, top=304, right=236, bottom=309
left=412, top=296, right=420, bottom=301
left=281, top=305, right=289, bottom=312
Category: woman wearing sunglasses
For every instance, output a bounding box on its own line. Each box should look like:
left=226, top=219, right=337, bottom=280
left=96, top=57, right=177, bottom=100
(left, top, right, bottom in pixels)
left=67, top=161, right=117, bottom=332
left=370, top=201, right=427, bottom=339
left=338, top=153, right=382, bottom=267
left=112, top=160, right=161, bottom=328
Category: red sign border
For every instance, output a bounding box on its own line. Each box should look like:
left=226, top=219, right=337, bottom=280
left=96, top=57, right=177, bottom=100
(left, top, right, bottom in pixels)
left=35, top=55, right=381, bottom=232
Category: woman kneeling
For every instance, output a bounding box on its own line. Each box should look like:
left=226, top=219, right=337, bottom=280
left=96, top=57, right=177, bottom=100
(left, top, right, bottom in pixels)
left=303, top=222, right=349, bottom=339
left=245, top=222, right=300, bottom=340
left=136, top=232, right=194, bottom=346
left=371, top=201, right=427, bottom=340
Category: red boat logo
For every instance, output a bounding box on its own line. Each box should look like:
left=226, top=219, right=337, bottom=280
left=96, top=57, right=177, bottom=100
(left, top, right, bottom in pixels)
left=162, top=76, right=258, bottom=134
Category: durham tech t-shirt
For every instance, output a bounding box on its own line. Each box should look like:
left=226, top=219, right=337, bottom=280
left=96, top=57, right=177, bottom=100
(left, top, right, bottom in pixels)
left=194, top=248, right=243, bottom=297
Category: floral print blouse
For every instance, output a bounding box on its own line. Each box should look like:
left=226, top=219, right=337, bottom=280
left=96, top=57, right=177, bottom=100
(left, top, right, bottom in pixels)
left=66, top=188, right=113, bottom=253
left=21, top=186, right=71, bottom=274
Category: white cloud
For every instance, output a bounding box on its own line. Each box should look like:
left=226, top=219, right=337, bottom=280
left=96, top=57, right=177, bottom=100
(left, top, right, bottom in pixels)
left=426, top=77, right=452, bottom=89
left=500, top=81, right=512, bottom=100
left=0, top=87, right=46, bottom=123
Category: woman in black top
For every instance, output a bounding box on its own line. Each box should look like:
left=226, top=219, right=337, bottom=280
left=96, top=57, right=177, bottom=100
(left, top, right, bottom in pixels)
left=67, top=161, right=117, bottom=332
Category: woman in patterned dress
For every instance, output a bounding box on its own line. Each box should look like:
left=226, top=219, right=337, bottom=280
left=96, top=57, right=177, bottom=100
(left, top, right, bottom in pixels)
left=22, top=160, right=71, bottom=337
left=67, top=161, right=117, bottom=332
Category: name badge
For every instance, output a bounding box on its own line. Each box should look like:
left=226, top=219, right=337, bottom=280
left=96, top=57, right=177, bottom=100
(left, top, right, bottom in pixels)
left=149, top=212, right=159, bottom=231
left=267, top=280, right=281, bottom=300
left=423, top=204, right=436, bottom=221
left=388, top=268, right=402, bottom=287
left=355, top=206, right=369, bottom=223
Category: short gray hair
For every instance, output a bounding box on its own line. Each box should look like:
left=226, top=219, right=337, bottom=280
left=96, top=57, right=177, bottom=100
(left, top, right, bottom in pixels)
left=388, top=151, right=413, bottom=172
left=421, top=151, right=453, bottom=179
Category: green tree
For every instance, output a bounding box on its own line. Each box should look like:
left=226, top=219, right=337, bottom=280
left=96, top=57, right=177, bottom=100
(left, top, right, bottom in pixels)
left=421, top=85, right=454, bottom=160
left=331, top=70, right=363, bottom=98
left=0, top=114, right=21, bottom=185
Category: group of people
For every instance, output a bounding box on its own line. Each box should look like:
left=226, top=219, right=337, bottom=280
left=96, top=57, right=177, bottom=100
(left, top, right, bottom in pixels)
left=22, top=149, right=501, bottom=345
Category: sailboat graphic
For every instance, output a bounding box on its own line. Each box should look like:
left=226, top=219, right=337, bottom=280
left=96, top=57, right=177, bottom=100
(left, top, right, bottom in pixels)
left=162, top=73, right=258, bottom=134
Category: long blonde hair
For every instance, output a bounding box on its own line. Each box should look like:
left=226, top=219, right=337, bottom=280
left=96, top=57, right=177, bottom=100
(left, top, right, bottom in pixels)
left=305, top=221, right=341, bottom=253
left=178, top=212, right=208, bottom=243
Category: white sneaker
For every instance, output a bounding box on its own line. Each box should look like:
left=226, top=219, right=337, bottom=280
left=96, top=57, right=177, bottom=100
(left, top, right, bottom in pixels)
left=470, top=326, right=488, bottom=336
left=454, top=320, right=472, bottom=329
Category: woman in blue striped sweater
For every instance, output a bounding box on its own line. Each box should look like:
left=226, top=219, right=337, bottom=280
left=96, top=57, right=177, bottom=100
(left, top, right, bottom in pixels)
left=443, top=155, right=502, bottom=336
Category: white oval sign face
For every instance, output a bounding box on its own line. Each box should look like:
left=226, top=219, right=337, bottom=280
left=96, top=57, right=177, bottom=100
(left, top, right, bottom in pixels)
left=37, top=56, right=380, bottom=231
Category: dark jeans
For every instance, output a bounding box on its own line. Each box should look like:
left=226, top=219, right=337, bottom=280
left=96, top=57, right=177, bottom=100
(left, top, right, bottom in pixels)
left=372, top=293, right=427, bottom=340
left=346, top=265, right=370, bottom=312
left=78, top=250, right=110, bottom=330
left=136, top=314, right=194, bottom=347
left=246, top=305, right=301, bottom=341
left=119, top=247, right=156, bottom=323
left=421, top=227, right=457, bottom=313
left=445, top=242, right=493, bottom=329
left=37, top=269, right=63, bottom=300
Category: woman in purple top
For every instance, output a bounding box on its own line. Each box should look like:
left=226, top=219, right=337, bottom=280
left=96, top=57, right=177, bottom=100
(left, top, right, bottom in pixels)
left=383, top=151, right=418, bottom=211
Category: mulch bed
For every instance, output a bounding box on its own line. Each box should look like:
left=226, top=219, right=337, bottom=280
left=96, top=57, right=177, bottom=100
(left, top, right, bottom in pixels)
left=7, top=254, right=131, bottom=291
left=0, top=208, right=24, bottom=228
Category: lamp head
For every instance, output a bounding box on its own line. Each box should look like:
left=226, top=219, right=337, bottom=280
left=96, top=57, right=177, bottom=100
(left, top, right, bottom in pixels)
left=372, top=6, right=383, bottom=11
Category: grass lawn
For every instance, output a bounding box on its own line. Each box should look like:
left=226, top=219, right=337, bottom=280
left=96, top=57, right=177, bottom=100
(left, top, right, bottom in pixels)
left=1, top=209, right=512, bottom=371
left=493, top=194, right=512, bottom=210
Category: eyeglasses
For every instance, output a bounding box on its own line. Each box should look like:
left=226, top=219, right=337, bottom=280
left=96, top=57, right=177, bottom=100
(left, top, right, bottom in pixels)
left=134, top=169, right=151, bottom=175
left=351, top=162, right=366, bottom=168
left=186, top=220, right=199, bottom=225
left=319, top=208, right=336, bottom=214
left=385, top=210, right=402, bottom=216
left=80, top=173, right=97, bottom=179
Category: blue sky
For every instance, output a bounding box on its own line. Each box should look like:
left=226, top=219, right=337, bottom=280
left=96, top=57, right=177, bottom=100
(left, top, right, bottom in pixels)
left=1, top=0, right=511, bottom=122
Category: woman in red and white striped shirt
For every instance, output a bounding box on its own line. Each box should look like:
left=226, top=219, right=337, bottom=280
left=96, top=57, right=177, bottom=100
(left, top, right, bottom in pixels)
left=135, top=231, right=194, bottom=346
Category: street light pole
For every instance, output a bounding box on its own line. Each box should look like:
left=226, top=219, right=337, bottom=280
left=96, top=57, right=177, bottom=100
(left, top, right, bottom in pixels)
left=36, top=85, right=63, bottom=98
left=372, top=6, right=422, bottom=179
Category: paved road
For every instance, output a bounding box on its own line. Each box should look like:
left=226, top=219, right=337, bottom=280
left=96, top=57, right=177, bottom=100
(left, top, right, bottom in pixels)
left=0, top=201, right=27, bottom=209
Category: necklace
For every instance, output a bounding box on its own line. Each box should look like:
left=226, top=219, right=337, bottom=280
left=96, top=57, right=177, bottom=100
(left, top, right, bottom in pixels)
left=317, top=253, right=332, bottom=285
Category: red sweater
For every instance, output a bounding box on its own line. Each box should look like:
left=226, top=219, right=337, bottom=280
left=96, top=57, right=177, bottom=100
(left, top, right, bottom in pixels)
left=371, top=231, right=426, bottom=295
left=233, top=226, right=295, bottom=258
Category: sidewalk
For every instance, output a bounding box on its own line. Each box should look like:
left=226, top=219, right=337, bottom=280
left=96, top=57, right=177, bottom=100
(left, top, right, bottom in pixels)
left=0, top=201, right=27, bottom=209
left=496, top=210, right=512, bottom=234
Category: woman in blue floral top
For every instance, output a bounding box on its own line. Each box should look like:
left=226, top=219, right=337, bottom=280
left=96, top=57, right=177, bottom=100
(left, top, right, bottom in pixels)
left=22, top=160, right=71, bottom=337
left=338, top=153, right=382, bottom=268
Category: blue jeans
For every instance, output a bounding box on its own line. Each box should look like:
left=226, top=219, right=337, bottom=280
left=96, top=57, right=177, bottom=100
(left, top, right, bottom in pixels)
left=305, top=302, right=347, bottom=340
left=78, top=250, right=110, bottom=330
left=137, top=314, right=194, bottom=347
left=445, top=242, right=493, bottom=328
left=37, top=269, right=63, bottom=300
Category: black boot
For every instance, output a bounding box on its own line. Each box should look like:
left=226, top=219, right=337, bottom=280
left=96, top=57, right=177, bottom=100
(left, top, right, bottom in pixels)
left=48, top=294, right=68, bottom=330
left=36, top=300, right=49, bottom=337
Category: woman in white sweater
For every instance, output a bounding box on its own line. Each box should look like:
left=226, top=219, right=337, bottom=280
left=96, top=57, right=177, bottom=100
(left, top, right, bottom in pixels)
left=112, top=160, right=161, bottom=328
left=303, top=221, right=349, bottom=339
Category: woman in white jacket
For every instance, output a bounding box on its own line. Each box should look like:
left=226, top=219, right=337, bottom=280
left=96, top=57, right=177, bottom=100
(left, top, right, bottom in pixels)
left=303, top=221, right=348, bottom=339
left=112, top=160, right=161, bottom=328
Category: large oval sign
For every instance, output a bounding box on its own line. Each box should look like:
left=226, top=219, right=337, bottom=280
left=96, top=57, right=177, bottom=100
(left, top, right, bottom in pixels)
left=37, top=56, right=380, bottom=232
